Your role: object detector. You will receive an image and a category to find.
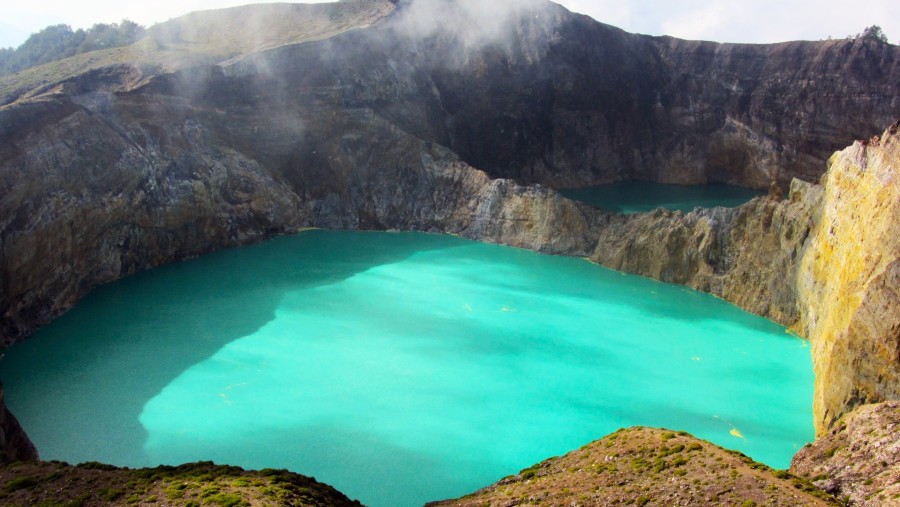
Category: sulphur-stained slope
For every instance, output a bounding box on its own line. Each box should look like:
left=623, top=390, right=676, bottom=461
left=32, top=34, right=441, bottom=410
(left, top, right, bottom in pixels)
left=797, top=122, right=900, bottom=434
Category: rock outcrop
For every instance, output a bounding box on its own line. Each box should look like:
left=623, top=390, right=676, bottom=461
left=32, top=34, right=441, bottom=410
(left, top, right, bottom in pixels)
left=796, top=122, right=900, bottom=434
left=589, top=180, right=820, bottom=326
left=430, top=427, right=836, bottom=506
left=791, top=401, right=900, bottom=506
left=0, top=460, right=361, bottom=506
left=0, top=384, right=37, bottom=464
left=3, top=0, right=896, bottom=346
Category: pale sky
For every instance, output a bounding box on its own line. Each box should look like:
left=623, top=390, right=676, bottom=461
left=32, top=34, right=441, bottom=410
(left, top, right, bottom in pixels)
left=1, top=0, right=898, bottom=48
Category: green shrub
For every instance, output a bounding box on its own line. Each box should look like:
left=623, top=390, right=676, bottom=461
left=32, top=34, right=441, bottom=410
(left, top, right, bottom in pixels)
left=76, top=462, right=118, bottom=471
left=100, top=488, right=124, bottom=501
left=204, top=492, right=246, bottom=507
left=4, top=476, right=38, bottom=492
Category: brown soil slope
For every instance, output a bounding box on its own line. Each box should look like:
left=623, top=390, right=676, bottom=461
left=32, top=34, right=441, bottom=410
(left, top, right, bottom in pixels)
left=429, top=427, right=836, bottom=507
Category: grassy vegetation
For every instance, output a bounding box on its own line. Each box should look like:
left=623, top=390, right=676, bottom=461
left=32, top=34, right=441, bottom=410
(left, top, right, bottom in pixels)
left=431, top=427, right=839, bottom=506
left=0, top=460, right=361, bottom=507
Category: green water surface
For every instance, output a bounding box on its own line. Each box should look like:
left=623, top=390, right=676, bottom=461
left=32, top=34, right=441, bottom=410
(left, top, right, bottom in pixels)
left=560, top=182, right=765, bottom=213
left=0, top=231, right=813, bottom=507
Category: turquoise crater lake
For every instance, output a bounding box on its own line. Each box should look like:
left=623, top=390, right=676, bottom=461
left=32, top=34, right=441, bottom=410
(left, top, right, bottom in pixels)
left=0, top=230, right=813, bottom=507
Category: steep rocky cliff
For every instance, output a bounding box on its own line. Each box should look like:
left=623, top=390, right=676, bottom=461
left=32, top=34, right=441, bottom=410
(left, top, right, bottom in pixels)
left=2, top=0, right=897, bottom=345
left=0, top=384, right=37, bottom=464
left=1, top=0, right=899, bottom=495
left=0, top=95, right=597, bottom=344
left=796, top=122, right=900, bottom=434
left=792, top=401, right=900, bottom=506
left=222, top=0, right=900, bottom=190
left=588, top=180, right=820, bottom=325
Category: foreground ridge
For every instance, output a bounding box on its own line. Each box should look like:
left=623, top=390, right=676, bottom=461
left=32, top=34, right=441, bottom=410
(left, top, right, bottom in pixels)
left=0, top=460, right=362, bottom=507
left=429, top=427, right=835, bottom=507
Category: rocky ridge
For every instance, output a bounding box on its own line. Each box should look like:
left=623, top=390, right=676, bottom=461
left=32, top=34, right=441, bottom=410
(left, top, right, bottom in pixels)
left=0, top=384, right=37, bottom=465
left=0, top=0, right=899, bottom=505
left=429, top=427, right=836, bottom=507
left=791, top=401, right=900, bottom=506
left=588, top=180, right=820, bottom=325
left=0, top=460, right=362, bottom=506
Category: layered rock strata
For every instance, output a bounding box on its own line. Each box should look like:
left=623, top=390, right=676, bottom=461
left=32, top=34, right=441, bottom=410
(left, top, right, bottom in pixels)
left=796, top=122, right=900, bottom=433
left=588, top=180, right=820, bottom=325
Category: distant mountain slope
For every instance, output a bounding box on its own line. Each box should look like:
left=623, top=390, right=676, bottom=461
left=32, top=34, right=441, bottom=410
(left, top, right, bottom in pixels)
left=0, top=21, right=145, bottom=78
left=0, top=0, right=396, bottom=105
left=1, top=0, right=897, bottom=361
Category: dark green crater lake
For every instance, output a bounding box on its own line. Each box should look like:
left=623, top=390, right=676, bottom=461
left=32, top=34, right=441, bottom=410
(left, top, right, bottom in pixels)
left=560, top=182, right=765, bottom=213
left=0, top=230, right=813, bottom=507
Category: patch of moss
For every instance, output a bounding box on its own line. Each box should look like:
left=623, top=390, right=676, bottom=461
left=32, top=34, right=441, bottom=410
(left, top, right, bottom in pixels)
left=99, top=487, right=124, bottom=501
left=204, top=492, right=247, bottom=506
left=4, top=476, right=38, bottom=492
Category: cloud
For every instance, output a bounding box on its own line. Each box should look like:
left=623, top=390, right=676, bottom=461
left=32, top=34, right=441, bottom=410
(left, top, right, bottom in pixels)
left=555, top=0, right=635, bottom=30
left=660, top=3, right=731, bottom=41
left=393, top=0, right=545, bottom=47
left=559, top=0, right=900, bottom=43
left=0, top=0, right=898, bottom=48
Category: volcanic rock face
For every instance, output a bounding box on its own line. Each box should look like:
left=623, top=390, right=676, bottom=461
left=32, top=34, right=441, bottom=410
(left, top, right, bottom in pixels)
left=796, top=123, right=900, bottom=434
left=792, top=401, right=900, bottom=506
left=2, top=0, right=897, bottom=343
left=232, top=0, right=899, bottom=190
left=588, top=180, right=820, bottom=325
left=0, top=94, right=597, bottom=343
left=0, top=384, right=37, bottom=464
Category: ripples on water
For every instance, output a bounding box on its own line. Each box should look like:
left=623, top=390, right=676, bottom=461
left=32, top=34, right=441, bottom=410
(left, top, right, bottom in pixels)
left=0, top=230, right=813, bottom=507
